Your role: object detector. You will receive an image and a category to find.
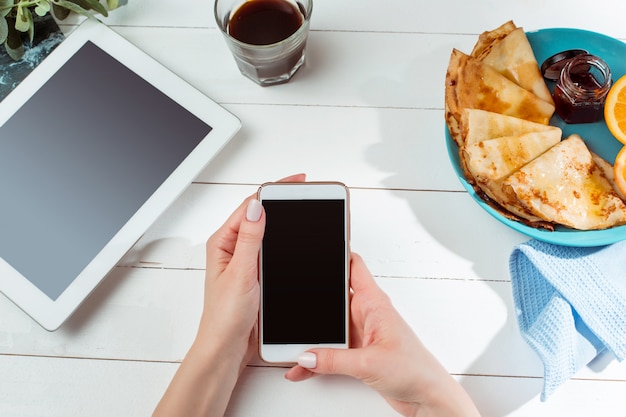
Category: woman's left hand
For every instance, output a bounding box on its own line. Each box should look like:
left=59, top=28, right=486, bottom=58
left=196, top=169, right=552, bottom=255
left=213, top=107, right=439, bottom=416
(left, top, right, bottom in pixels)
left=153, top=173, right=305, bottom=417
left=198, top=173, right=306, bottom=367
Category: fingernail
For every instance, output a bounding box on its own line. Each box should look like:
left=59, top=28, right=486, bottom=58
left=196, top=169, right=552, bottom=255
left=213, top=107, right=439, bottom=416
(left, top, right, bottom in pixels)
left=246, top=199, right=262, bottom=222
left=297, top=352, right=317, bottom=369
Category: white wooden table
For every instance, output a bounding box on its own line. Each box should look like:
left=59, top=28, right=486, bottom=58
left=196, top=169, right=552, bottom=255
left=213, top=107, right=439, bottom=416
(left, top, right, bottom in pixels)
left=2, top=1, right=626, bottom=416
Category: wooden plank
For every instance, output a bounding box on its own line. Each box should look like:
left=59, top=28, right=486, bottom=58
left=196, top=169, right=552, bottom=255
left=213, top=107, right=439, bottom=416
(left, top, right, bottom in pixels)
left=90, top=0, right=626, bottom=39
left=108, top=27, right=472, bottom=109
left=0, top=268, right=203, bottom=362
left=463, top=372, right=626, bottom=417
left=1, top=355, right=624, bottom=417
left=119, top=186, right=527, bottom=279
left=2, top=265, right=625, bottom=382
left=194, top=105, right=463, bottom=192
left=0, top=355, right=173, bottom=417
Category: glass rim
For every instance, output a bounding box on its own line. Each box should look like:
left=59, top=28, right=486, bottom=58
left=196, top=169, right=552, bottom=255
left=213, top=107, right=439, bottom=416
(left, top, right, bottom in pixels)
left=560, top=53, right=613, bottom=97
left=214, top=0, right=313, bottom=49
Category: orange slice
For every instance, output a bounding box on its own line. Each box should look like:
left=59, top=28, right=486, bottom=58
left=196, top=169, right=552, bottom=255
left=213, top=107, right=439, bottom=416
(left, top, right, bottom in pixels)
left=614, top=146, right=626, bottom=199
left=605, top=74, right=626, bottom=145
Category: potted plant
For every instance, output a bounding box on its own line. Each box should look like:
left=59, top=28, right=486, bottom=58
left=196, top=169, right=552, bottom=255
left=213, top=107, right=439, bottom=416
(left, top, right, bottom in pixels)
left=0, top=0, right=126, bottom=60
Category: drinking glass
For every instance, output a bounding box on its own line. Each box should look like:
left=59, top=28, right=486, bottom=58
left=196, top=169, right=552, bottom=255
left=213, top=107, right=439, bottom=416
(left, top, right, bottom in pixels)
left=214, top=0, right=313, bottom=86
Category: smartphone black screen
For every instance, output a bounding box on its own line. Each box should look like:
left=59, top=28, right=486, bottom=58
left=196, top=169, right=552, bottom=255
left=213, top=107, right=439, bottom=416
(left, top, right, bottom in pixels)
left=262, top=199, right=347, bottom=344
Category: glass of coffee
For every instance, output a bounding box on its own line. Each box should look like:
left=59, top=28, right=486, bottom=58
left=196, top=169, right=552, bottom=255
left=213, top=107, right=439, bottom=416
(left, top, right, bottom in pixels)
left=214, top=0, right=313, bottom=86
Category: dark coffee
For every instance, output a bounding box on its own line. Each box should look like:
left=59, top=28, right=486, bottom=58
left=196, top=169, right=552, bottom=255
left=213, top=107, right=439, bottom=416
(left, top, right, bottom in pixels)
left=228, top=0, right=303, bottom=45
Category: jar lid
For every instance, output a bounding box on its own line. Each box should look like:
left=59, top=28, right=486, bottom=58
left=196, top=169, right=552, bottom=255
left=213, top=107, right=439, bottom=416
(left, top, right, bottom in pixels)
left=540, top=49, right=589, bottom=81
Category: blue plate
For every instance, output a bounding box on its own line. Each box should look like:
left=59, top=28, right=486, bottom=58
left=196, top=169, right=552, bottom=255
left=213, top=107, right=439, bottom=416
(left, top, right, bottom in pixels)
left=445, top=28, right=626, bottom=247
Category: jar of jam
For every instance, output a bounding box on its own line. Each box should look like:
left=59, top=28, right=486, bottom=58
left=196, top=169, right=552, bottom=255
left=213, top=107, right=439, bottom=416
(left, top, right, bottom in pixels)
left=552, top=54, right=612, bottom=124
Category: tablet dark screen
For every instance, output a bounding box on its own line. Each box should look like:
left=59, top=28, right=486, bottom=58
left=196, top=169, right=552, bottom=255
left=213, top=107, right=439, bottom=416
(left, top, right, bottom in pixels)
left=0, top=41, right=212, bottom=300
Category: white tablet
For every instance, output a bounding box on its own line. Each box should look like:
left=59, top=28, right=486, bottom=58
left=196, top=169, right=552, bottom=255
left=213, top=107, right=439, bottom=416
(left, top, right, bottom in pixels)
left=0, top=19, right=241, bottom=331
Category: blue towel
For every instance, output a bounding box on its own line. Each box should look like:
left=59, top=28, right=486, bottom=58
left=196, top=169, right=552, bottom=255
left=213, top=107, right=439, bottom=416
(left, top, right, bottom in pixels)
left=509, top=239, right=626, bottom=400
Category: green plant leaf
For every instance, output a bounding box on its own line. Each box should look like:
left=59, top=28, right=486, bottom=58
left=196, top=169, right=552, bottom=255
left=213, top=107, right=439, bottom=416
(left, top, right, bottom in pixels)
left=27, top=15, right=34, bottom=42
left=51, top=0, right=102, bottom=19
left=34, top=1, right=51, bottom=16
left=0, top=16, right=7, bottom=44
left=64, top=0, right=108, bottom=16
left=0, top=0, right=13, bottom=18
left=15, top=5, right=33, bottom=33
left=52, top=3, right=71, bottom=20
left=5, top=39, right=24, bottom=60
left=5, top=23, right=25, bottom=60
left=107, top=0, right=127, bottom=9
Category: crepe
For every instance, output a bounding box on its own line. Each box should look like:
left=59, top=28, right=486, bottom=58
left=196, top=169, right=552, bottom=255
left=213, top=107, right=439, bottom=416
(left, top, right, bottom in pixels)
left=464, top=130, right=562, bottom=183
left=592, top=152, right=626, bottom=202
left=462, top=109, right=559, bottom=147
left=445, top=49, right=555, bottom=147
left=502, top=135, right=626, bottom=230
left=463, top=128, right=561, bottom=223
left=470, top=21, right=517, bottom=59
left=472, top=26, right=553, bottom=104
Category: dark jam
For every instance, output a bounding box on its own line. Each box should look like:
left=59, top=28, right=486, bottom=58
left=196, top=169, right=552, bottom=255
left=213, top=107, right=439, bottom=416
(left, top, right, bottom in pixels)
left=228, top=0, right=303, bottom=45
left=552, top=54, right=612, bottom=124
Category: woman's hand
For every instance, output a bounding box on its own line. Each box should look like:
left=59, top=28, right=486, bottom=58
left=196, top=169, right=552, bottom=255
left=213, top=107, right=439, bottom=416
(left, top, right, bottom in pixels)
left=195, top=191, right=266, bottom=368
left=285, top=253, right=481, bottom=417
left=153, top=173, right=305, bottom=417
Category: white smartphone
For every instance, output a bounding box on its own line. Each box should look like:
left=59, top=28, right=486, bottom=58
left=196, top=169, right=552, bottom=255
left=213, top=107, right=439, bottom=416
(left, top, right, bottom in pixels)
left=258, top=182, right=350, bottom=364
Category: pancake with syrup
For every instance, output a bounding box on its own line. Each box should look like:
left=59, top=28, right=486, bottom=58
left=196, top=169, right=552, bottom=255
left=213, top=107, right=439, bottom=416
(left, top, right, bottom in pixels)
left=471, top=22, right=553, bottom=104
left=462, top=109, right=559, bottom=147
left=502, top=135, right=626, bottom=230
left=445, top=49, right=555, bottom=147
left=463, top=128, right=562, bottom=225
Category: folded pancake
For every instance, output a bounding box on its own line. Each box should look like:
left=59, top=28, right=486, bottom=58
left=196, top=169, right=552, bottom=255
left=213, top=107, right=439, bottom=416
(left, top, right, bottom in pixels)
left=465, top=130, right=562, bottom=183
left=502, top=135, right=626, bottom=230
left=462, top=109, right=559, bottom=147
left=472, top=27, right=553, bottom=105
left=444, top=50, right=465, bottom=147
left=470, top=20, right=517, bottom=59
left=464, top=129, right=561, bottom=223
left=458, top=109, right=561, bottom=188
left=592, top=152, right=626, bottom=202
left=445, top=49, right=555, bottom=147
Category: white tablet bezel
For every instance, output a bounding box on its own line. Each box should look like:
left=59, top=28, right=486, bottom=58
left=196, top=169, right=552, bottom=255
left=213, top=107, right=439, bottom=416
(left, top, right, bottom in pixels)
left=0, top=19, right=241, bottom=331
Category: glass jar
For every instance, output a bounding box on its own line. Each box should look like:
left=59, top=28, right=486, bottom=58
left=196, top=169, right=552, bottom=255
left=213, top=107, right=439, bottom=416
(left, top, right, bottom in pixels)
left=552, top=54, right=612, bottom=124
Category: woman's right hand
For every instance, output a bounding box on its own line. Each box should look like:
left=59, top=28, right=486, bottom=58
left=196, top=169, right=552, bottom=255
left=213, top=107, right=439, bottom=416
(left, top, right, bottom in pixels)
left=285, top=253, right=481, bottom=417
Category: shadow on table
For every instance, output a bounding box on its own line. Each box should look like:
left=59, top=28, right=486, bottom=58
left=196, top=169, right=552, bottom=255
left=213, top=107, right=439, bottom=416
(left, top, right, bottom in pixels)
left=64, top=236, right=203, bottom=334
left=357, top=50, right=548, bottom=415
left=61, top=266, right=129, bottom=333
